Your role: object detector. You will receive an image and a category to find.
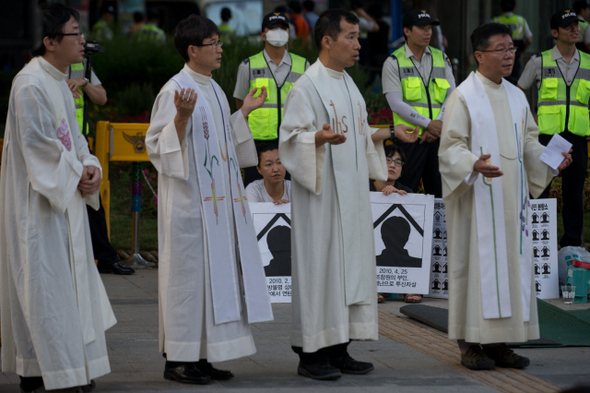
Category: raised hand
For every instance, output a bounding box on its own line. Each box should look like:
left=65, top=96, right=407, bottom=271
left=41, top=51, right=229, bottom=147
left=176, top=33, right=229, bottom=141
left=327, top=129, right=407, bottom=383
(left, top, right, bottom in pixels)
left=315, top=123, right=347, bottom=147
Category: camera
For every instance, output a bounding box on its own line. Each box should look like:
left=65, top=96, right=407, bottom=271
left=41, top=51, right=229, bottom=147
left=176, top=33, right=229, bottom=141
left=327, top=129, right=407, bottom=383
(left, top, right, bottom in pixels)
left=84, top=41, right=105, bottom=55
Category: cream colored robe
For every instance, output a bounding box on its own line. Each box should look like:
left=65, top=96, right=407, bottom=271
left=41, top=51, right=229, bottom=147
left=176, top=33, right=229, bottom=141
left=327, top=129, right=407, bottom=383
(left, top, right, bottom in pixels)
left=279, top=61, right=387, bottom=352
left=0, top=57, right=115, bottom=390
left=439, top=72, right=554, bottom=344
left=146, top=65, right=262, bottom=363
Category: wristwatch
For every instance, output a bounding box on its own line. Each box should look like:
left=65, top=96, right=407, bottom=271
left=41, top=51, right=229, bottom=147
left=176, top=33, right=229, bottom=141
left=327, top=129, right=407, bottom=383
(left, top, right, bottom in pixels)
left=389, top=125, right=398, bottom=142
left=82, top=77, right=89, bottom=88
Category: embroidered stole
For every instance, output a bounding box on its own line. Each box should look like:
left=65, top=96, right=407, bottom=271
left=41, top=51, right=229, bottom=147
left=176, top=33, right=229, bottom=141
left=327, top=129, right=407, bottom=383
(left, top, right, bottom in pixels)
left=457, top=72, right=532, bottom=321
left=172, top=70, right=272, bottom=325
left=306, top=61, right=372, bottom=306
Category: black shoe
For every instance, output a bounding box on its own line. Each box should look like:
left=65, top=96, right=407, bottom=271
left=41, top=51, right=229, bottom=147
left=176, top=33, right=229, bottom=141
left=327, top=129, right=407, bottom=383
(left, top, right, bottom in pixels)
left=482, top=344, right=530, bottom=369
left=297, top=361, right=342, bottom=380
left=164, top=363, right=211, bottom=384
left=97, top=261, right=135, bottom=275
left=196, top=360, right=234, bottom=380
left=329, top=354, right=374, bottom=374
left=461, top=345, right=495, bottom=370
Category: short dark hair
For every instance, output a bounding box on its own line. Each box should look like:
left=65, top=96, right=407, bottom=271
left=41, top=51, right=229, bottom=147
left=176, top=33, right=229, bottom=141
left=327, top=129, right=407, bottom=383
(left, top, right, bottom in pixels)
left=256, top=142, right=279, bottom=167
left=500, top=0, right=516, bottom=12
left=384, top=143, right=406, bottom=163
left=314, top=9, right=359, bottom=51
left=174, top=15, right=220, bottom=62
left=471, top=23, right=512, bottom=64
left=133, top=11, right=144, bottom=23
left=221, top=7, right=232, bottom=22
left=574, top=0, right=590, bottom=14
left=33, top=3, right=80, bottom=57
left=303, top=0, right=315, bottom=12
left=288, top=1, right=302, bottom=14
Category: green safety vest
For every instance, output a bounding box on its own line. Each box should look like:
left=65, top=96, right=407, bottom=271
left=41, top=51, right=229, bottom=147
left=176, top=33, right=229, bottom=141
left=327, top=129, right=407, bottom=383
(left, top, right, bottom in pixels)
left=135, top=24, right=165, bottom=42
left=579, top=20, right=589, bottom=43
left=70, top=62, right=89, bottom=135
left=537, top=50, right=590, bottom=137
left=391, top=46, right=451, bottom=136
left=492, top=14, right=525, bottom=40
left=247, top=51, right=306, bottom=140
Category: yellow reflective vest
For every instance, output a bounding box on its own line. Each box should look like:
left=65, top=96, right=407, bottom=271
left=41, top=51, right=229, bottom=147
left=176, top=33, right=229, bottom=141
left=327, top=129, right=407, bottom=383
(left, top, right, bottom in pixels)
left=391, top=46, right=450, bottom=136
left=492, top=14, right=526, bottom=41
left=537, top=50, right=590, bottom=137
left=70, top=62, right=88, bottom=135
left=247, top=51, right=306, bottom=140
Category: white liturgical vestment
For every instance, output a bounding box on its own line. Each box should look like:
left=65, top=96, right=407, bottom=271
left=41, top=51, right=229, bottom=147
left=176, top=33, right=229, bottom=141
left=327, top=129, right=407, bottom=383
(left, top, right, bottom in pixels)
left=439, top=71, right=555, bottom=344
left=0, top=57, right=116, bottom=390
left=280, top=60, right=387, bottom=352
left=147, top=64, right=272, bottom=363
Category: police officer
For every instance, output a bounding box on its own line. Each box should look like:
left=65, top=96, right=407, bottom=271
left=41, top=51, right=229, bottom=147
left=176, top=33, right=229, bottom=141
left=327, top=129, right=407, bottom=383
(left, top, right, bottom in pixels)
left=518, top=10, right=589, bottom=248
left=381, top=9, right=455, bottom=197
left=67, top=61, right=135, bottom=275
left=574, top=0, right=590, bottom=53
left=134, top=7, right=166, bottom=43
left=492, top=0, right=533, bottom=84
left=233, top=12, right=309, bottom=185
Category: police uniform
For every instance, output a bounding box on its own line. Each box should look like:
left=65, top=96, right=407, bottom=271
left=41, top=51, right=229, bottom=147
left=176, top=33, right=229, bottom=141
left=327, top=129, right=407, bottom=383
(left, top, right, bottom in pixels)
left=577, top=15, right=590, bottom=53
left=233, top=49, right=308, bottom=184
left=68, top=59, right=100, bottom=135
left=518, top=46, right=590, bottom=247
left=492, top=12, right=533, bottom=83
left=382, top=43, right=455, bottom=197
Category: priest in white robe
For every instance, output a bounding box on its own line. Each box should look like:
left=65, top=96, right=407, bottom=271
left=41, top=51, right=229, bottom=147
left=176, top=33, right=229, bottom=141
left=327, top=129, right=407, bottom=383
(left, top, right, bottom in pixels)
left=0, top=4, right=116, bottom=392
left=146, top=15, right=273, bottom=385
left=279, top=9, right=417, bottom=381
left=439, top=23, right=572, bottom=371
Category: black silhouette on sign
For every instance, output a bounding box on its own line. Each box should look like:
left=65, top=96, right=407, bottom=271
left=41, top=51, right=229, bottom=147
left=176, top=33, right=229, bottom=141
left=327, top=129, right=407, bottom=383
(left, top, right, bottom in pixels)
left=541, top=212, right=550, bottom=223
left=532, top=213, right=539, bottom=223
left=442, top=263, right=447, bottom=274
left=432, top=261, right=441, bottom=273
left=535, top=281, right=541, bottom=292
left=442, top=279, right=448, bottom=291
left=534, top=263, right=540, bottom=275
left=541, top=229, right=550, bottom=240
left=433, top=245, right=442, bottom=256
left=376, top=216, right=422, bottom=268
left=264, top=225, right=291, bottom=277
left=433, top=228, right=442, bottom=239
left=542, top=247, right=550, bottom=258
left=533, top=247, right=540, bottom=258
left=542, top=263, right=550, bottom=274
left=533, top=230, right=539, bottom=241
left=432, top=279, right=440, bottom=290
left=443, top=246, right=447, bottom=257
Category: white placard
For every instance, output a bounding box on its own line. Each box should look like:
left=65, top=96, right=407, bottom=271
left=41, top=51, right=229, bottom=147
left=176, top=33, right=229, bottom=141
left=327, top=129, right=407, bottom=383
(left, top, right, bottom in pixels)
left=428, top=199, right=449, bottom=299
left=531, top=199, right=559, bottom=299
left=371, top=193, right=434, bottom=294
left=250, top=203, right=292, bottom=303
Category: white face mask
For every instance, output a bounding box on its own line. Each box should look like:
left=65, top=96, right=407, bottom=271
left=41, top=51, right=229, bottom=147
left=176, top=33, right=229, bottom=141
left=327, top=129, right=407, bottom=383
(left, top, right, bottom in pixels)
left=265, top=28, right=289, bottom=47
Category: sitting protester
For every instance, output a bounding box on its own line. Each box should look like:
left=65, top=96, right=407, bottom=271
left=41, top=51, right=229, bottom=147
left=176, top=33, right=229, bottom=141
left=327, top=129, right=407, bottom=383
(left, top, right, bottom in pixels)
left=371, top=144, right=421, bottom=303
left=246, top=142, right=291, bottom=204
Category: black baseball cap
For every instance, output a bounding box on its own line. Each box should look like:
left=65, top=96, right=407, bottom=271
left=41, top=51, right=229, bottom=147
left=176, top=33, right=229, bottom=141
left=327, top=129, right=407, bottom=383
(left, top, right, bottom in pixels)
left=550, top=9, right=580, bottom=29
left=402, top=10, right=440, bottom=28
left=262, top=12, right=289, bottom=31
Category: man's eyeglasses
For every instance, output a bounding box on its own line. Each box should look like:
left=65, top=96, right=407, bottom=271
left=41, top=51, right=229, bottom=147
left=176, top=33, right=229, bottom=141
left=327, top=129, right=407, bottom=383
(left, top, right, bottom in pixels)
left=56, top=32, right=83, bottom=39
left=386, top=158, right=404, bottom=167
left=194, top=40, right=224, bottom=49
left=479, top=47, right=517, bottom=55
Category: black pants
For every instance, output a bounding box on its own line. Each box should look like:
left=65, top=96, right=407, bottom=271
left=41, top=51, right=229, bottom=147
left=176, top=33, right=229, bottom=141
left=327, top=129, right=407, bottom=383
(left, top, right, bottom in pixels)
left=538, top=132, right=588, bottom=247
left=397, top=138, right=442, bottom=198
left=87, top=196, right=119, bottom=263
left=292, top=342, right=349, bottom=364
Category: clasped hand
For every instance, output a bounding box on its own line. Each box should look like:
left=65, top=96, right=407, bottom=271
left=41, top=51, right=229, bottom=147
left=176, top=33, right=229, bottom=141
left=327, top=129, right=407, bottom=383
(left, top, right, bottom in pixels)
left=78, top=165, right=101, bottom=197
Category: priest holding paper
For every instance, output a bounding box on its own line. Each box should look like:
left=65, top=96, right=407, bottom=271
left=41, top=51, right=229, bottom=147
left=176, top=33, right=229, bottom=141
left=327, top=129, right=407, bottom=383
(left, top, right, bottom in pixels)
left=439, top=23, right=572, bottom=371
left=0, top=4, right=116, bottom=392
left=279, top=9, right=418, bottom=381
left=146, top=15, right=272, bottom=385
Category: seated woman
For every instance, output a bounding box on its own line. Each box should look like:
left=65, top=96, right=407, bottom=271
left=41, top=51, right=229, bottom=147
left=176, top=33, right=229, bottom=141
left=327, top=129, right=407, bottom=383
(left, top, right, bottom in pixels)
left=371, top=144, right=421, bottom=304
left=245, top=142, right=291, bottom=204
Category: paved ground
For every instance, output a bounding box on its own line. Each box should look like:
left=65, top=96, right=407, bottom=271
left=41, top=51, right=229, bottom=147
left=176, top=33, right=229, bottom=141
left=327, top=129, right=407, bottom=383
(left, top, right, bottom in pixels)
left=1, top=268, right=589, bottom=392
